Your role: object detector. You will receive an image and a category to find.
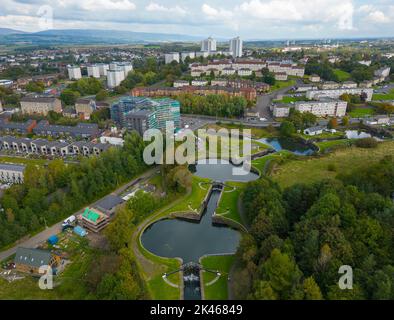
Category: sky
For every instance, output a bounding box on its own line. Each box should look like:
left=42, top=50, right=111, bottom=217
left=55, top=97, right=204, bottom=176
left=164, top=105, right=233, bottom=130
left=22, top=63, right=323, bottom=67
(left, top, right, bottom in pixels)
left=0, top=0, right=393, bottom=40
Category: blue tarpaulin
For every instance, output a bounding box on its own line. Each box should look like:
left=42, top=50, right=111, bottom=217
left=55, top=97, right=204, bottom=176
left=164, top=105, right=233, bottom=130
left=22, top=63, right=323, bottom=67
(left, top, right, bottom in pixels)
left=74, top=226, right=87, bottom=237
left=48, top=235, right=59, bottom=245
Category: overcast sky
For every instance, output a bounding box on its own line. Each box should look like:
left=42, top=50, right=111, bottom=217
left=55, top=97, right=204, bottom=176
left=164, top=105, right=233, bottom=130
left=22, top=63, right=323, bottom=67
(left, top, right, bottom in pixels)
left=0, top=0, right=393, bottom=39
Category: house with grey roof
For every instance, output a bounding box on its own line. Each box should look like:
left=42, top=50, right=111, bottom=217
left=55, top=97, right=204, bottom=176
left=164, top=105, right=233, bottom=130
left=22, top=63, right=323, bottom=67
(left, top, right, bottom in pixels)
left=14, top=247, right=60, bottom=275
left=0, top=163, right=25, bottom=183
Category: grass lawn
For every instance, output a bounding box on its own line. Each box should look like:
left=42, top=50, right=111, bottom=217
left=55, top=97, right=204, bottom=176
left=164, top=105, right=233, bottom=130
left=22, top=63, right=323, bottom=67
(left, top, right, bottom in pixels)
left=334, top=69, right=351, bottom=81
left=315, top=139, right=353, bottom=153
left=0, top=236, right=94, bottom=300
left=201, top=255, right=235, bottom=300
left=134, top=175, right=212, bottom=300
left=269, top=80, right=296, bottom=92
left=0, top=156, right=48, bottom=166
left=298, top=131, right=345, bottom=141
left=251, top=151, right=292, bottom=175
left=272, top=140, right=394, bottom=188
left=372, top=89, right=394, bottom=101
left=204, top=123, right=279, bottom=139
left=349, top=107, right=376, bottom=117
left=216, top=182, right=245, bottom=227
left=273, top=95, right=306, bottom=104
left=160, top=176, right=211, bottom=215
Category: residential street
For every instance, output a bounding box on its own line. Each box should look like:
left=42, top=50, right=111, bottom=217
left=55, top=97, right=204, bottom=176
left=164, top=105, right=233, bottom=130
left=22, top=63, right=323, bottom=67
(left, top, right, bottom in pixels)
left=0, top=168, right=157, bottom=262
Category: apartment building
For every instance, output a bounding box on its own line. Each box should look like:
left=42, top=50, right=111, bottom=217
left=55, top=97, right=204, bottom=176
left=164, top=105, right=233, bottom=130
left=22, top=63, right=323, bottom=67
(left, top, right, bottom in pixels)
left=229, top=37, right=243, bottom=58
left=107, top=68, right=125, bottom=88
left=75, top=99, right=96, bottom=118
left=87, top=65, right=101, bottom=78
left=33, top=120, right=99, bottom=138
left=131, top=85, right=257, bottom=101
left=295, top=99, right=348, bottom=117
left=67, top=65, right=82, bottom=80
left=306, top=88, right=374, bottom=102
left=173, top=80, right=190, bottom=88
left=272, top=105, right=291, bottom=118
left=201, top=37, right=217, bottom=52
left=165, top=53, right=180, bottom=64
left=111, top=96, right=181, bottom=135
left=20, top=96, right=62, bottom=115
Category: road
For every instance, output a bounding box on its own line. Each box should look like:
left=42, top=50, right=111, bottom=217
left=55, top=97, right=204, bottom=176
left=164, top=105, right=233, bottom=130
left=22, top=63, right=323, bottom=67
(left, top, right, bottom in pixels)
left=0, top=168, right=157, bottom=262
left=256, top=85, right=294, bottom=119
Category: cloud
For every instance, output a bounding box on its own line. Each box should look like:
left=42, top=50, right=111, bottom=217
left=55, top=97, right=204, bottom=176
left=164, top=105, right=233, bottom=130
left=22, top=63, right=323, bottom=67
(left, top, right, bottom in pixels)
left=201, top=4, right=233, bottom=20
left=358, top=4, right=391, bottom=24
left=146, top=2, right=187, bottom=16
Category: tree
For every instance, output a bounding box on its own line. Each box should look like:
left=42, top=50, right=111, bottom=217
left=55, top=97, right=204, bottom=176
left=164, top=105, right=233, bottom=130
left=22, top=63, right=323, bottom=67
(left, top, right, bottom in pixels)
left=303, top=277, right=323, bottom=300
left=60, top=89, right=80, bottom=106
left=328, top=118, right=338, bottom=129
left=260, top=249, right=303, bottom=299
left=342, top=116, right=349, bottom=126
left=96, top=89, right=108, bottom=101
left=280, top=121, right=296, bottom=137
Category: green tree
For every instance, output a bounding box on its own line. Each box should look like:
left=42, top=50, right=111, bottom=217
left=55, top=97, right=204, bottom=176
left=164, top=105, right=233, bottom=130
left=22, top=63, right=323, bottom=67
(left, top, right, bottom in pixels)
left=280, top=121, right=296, bottom=137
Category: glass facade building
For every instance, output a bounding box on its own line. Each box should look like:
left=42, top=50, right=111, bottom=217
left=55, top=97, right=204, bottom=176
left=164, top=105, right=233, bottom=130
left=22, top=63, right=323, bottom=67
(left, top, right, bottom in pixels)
left=110, top=96, right=181, bottom=135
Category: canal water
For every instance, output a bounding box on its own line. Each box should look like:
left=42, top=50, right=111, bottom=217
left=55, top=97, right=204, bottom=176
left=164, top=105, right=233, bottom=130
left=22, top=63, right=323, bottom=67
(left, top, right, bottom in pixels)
left=141, top=142, right=314, bottom=299
left=141, top=160, right=259, bottom=300
left=258, top=137, right=315, bottom=156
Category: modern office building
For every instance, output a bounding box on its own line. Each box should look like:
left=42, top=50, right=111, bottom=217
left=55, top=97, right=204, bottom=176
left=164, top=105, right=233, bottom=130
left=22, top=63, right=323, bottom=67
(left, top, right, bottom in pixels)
left=229, top=37, right=243, bottom=57
left=111, top=96, right=181, bottom=135
left=201, top=37, right=217, bottom=52
left=165, top=53, right=180, bottom=64
left=107, top=68, right=125, bottom=88
left=67, top=65, right=82, bottom=80
left=20, top=96, right=62, bottom=115
left=87, top=65, right=101, bottom=78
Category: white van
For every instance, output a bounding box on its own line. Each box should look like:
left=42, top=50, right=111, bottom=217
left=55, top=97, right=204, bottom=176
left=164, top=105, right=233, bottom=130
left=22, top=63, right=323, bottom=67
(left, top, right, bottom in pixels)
left=62, top=215, right=76, bottom=227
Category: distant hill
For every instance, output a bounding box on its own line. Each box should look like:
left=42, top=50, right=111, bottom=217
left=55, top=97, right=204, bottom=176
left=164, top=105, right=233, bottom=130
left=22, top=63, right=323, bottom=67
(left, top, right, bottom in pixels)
left=0, top=29, right=203, bottom=45
left=0, top=28, right=27, bottom=35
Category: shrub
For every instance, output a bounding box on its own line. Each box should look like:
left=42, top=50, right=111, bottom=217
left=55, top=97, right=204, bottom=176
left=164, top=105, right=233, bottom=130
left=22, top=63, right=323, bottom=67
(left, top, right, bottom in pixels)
left=355, top=137, right=378, bottom=149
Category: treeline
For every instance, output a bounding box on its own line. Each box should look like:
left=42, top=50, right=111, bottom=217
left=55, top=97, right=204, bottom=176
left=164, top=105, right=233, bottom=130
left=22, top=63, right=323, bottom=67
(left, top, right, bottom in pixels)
left=97, top=165, right=193, bottom=299
left=234, top=156, right=394, bottom=300
left=0, top=132, right=147, bottom=249
left=60, top=78, right=104, bottom=105
left=117, top=57, right=188, bottom=93
left=177, top=94, right=247, bottom=118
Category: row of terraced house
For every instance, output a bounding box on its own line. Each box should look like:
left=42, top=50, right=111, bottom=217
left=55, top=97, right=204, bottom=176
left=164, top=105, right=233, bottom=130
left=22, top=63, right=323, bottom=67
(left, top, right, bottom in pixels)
left=190, top=59, right=305, bottom=78
left=0, top=136, right=112, bottom=157
left=0, top=119, right=99, bottom=138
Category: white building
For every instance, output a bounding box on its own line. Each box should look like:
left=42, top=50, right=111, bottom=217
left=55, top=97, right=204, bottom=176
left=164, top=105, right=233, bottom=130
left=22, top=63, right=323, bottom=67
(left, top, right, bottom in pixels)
left=238, top=68, right=252, bottom=77
left=374, top=67, right=391, bottom=79
left=222, top=67, right=236, bottom=76
left=191, top=79, right=208, bottom=86
left=310, top=74, right=321, bottom=83
left=342, top=81, right=358, bottom=89
left=195, top=51, right=210, bottom=58
left=181, top=52, right=195, bottom=62
left=67, top=65, right=82, bottom=80
left=118, top=63, right=133, bottom=77
left=107, top=68, right=125, bottom=88
left=97, top=63, right=110, bottom=76
left=87, top=65, right=100, bottom=78
left=0, top=163, right=25, bottom=183
left=295, top=100, right=348, bottom=117
left=304, top=126, right=324, bottom=136
left=275, top=73, right=288, bottom=81
left=201, top=37, right=217, bottom=52
left=174, top=80, right=190, bottom=88
left=306, top=88, right=374, bottom=102
left=165, top=53, right=180, bottom=64
left=229, top=37, right=243, bottom=58
left=272, top=105, right=290, bottom=118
